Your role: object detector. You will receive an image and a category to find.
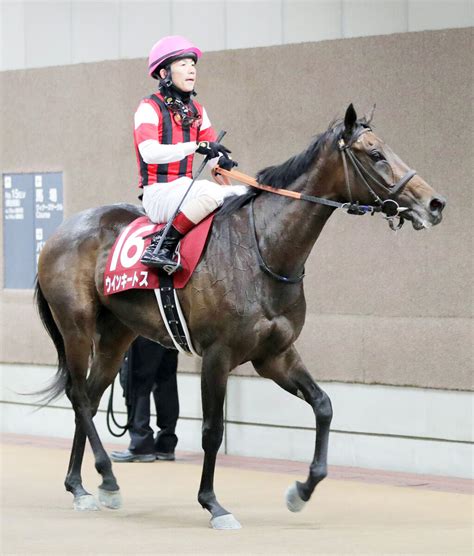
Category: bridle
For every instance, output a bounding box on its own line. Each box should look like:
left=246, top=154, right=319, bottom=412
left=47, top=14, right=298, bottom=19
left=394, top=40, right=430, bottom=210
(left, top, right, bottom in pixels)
left=214, top=126, right=417, bottom=284
left=338, top=126, right=416, bottom=230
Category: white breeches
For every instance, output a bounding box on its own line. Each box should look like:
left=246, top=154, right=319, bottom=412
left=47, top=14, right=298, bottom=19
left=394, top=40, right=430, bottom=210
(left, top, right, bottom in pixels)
left=142, top=177, right=249, bottom=224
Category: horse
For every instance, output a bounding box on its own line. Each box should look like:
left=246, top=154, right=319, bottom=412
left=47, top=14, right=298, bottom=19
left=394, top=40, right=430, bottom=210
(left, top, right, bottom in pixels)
left=35, top=104, right=446, bottom=529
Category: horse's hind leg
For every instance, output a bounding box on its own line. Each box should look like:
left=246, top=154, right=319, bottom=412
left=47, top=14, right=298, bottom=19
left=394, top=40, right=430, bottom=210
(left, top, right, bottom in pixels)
left=64, top=418, right=93, bottom=510
left=197, top=348, right=241, bottom=529
left=86, top=311, right=135, bottom=508
left=60, top=305, right=133, bottom=510
left=61, top=323, right=102, bottom=510
left=253, top=345, right=333, bottom=512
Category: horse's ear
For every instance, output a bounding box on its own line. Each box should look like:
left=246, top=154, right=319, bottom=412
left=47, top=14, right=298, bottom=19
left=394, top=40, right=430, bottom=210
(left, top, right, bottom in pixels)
left=343, top=103, right=357, bottom=138
left=362, top=104, right=376, bottom=126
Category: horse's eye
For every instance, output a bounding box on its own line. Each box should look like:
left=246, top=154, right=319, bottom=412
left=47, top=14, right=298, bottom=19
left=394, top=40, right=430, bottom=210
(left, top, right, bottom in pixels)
left=369, top=150, right=385, bottom=161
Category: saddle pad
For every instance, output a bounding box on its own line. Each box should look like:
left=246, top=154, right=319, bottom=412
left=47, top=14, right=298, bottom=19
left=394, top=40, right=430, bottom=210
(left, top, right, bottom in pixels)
left=104, top=214, right=213, bottom=295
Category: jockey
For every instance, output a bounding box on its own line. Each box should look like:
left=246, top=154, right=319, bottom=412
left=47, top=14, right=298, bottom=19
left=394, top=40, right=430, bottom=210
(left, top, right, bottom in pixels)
left=136, top=35, right=247, bottom=271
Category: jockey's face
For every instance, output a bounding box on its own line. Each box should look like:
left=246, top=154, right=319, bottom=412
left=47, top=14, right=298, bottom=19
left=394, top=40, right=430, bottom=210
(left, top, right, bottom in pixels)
left=161, top=58, right=196, bottom=93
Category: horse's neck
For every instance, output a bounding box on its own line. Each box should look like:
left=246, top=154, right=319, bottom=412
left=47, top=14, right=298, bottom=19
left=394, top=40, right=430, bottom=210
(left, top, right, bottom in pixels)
left=253, top=169, right=336, bottom=277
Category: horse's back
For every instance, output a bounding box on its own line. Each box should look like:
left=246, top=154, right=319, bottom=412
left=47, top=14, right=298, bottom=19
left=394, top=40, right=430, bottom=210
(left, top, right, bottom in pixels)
left=53, top=203, right=141, bottom=237
left=37, top=203, right=142, bottom=303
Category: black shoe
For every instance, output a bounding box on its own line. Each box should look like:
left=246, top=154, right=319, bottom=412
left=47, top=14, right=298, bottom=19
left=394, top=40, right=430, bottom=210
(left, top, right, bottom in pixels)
left=156, top=451, right=176, bottom=461
left=141, top=227, right=183, bottom=273
left=110, top=449, right=155, bottom=463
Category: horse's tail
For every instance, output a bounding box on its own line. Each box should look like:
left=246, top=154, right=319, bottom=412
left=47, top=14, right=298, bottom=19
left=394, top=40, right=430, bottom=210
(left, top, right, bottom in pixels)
left=34, top=277, right=70, bottom=404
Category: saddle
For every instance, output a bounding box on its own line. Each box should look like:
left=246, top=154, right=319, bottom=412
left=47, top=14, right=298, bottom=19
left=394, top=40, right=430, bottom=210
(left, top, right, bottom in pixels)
left=104, top=214, right=214, bottom=295
left=104, top=214, right=214, bottom=356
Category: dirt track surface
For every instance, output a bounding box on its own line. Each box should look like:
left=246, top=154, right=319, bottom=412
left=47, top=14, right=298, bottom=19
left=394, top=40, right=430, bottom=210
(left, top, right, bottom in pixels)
left=1, top=436, right=472, bottom=555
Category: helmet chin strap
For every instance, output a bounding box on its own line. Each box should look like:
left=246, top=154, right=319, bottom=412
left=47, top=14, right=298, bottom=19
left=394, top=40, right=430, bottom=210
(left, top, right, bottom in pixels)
left=158, top=67, right=196, bottom=100
left=161, top=66, right=173, bottom=88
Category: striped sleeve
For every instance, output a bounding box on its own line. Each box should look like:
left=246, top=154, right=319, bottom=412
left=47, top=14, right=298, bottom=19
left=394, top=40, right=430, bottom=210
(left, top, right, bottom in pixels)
left=134, top=100, right=159, bottom=143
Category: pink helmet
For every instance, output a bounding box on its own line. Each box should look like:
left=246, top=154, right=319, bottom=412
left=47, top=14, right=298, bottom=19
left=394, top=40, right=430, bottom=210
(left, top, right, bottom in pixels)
left=148, top=35, right=202, bottom=78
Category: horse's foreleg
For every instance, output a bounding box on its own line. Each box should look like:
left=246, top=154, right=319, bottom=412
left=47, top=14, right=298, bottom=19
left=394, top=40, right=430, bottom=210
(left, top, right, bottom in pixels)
left=197, top=349, right=241, bottom=530
left=253, top=345, right=333, bottom=512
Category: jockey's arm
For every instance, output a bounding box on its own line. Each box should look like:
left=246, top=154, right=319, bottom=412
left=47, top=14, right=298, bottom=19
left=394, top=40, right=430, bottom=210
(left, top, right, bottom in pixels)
left=139, top=139, right=197, bottom=164
left=197, top=116, right=232, bottom=186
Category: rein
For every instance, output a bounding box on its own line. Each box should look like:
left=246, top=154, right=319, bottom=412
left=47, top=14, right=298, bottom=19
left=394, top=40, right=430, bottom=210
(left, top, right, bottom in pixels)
left=249, top=198, right=305, bottom=284
left=215, top=128, right=416, bottom=230
left=215, top=167, right=374, bottom=213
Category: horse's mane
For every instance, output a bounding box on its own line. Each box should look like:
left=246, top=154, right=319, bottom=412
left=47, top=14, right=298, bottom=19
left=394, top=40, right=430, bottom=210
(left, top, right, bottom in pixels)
left=217, top=119, right=345, bottom=218
left=255, top=123, right=341, bottom=188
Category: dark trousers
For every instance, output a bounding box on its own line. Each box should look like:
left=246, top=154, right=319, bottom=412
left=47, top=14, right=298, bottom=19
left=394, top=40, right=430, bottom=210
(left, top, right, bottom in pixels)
left=120, top=337, right=179, bottom=455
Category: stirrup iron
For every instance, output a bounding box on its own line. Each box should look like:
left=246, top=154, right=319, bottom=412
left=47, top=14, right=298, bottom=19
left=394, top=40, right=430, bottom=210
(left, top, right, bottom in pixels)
left=162, top=245, right=182, bottom=275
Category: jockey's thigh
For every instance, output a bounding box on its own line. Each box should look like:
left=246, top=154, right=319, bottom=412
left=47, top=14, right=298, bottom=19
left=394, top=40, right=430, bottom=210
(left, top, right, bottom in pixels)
left=142, top=178, right=193, bottom=223
left=184, top=179, right=248, bottom=203
left=142, top=178, right=248, bottom=224
left=180, top=180, right=249, bottom=223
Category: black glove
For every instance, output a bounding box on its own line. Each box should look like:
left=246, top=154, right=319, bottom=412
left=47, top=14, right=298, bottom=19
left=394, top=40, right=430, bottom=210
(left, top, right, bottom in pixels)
left=196, top=141, right=231, bottom=159
left=218, top=155, right=238, bottom=171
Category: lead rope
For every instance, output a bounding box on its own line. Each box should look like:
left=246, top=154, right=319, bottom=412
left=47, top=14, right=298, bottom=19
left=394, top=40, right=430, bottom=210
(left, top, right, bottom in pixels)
left=106, top=378, right=132, bottom=437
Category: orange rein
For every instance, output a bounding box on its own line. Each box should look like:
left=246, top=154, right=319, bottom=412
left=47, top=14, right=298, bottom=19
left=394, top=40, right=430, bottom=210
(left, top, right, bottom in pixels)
left=212, top=165, right=388, bottom=217
left=213, top=166, right=304, bottom=201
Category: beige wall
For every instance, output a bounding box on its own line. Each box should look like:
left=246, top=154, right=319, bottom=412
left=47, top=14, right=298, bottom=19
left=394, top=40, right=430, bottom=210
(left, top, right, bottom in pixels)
left=0, top=28, right=472, bottom=390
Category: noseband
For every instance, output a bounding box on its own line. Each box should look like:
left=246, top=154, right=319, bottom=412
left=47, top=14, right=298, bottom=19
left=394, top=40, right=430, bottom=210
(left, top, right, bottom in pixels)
left=338, top=127, right=416, bottom=230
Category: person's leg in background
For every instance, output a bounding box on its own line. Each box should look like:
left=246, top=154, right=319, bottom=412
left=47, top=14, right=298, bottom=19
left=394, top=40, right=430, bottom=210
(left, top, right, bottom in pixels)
left=110, top=337, right=162, bottom=462
left=153, top=348, right=179, bottom=460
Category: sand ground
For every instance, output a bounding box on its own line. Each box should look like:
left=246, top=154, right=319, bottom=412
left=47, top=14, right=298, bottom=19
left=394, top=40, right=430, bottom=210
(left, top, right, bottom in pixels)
left=1, top=435, right=472, bottom=555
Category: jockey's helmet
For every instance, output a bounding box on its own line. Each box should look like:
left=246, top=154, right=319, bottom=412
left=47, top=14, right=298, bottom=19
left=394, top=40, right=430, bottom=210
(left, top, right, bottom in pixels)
left=148, top=36, right=202, bottom=79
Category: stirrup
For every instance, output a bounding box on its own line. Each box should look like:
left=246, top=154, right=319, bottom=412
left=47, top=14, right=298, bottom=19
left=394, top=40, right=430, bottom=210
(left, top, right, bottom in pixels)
left=162, top=246, right=182, bottom=275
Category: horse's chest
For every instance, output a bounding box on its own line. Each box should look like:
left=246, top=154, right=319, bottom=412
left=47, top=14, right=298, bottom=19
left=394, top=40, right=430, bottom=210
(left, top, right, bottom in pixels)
left=252, top=315, right=297, bottom=352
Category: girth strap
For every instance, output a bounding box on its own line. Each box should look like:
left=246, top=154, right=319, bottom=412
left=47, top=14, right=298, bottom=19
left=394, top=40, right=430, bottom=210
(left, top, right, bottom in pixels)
left=155, top=274, right=197, bottom=355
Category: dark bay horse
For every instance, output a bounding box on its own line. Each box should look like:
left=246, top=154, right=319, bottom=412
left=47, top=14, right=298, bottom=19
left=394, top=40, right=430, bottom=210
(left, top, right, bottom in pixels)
left=35, top=105, right=445, bottom=529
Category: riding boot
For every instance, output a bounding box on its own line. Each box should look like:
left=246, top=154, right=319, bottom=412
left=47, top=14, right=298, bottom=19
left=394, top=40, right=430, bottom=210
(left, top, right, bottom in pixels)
left=140, top=226, right=183, bottom=272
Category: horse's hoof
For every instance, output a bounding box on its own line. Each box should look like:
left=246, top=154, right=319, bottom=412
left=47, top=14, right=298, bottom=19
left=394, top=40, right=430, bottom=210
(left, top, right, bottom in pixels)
left=285, top=482, right=306, bottom=512
left=98, top=487, right=122, bottom=509
left=73, top=494, right=101, bottom=511
left=210, top=513, right=242, bottom=530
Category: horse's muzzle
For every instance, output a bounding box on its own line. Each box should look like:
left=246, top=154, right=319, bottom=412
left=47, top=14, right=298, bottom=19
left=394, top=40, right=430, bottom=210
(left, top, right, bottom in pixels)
left=403, top=194, right=446, bottom=230
left=429, top=195, right=446, bottom=217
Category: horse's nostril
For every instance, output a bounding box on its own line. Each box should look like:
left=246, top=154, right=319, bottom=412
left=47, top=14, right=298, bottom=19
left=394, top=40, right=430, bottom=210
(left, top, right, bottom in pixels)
left=430, top=197, right=446, bottom=213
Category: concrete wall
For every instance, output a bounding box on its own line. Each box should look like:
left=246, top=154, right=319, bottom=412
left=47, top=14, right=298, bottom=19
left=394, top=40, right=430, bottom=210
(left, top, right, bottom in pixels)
left=2, top=364, right=472, bottom=478
left=0, top=28, right=472, bottom=391
left=1, top=0, right=472, bottom=71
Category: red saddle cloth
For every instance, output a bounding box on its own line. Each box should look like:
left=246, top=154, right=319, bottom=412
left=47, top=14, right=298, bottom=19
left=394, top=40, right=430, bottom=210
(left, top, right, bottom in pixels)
left=104, top=215, right=213, bottom=295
